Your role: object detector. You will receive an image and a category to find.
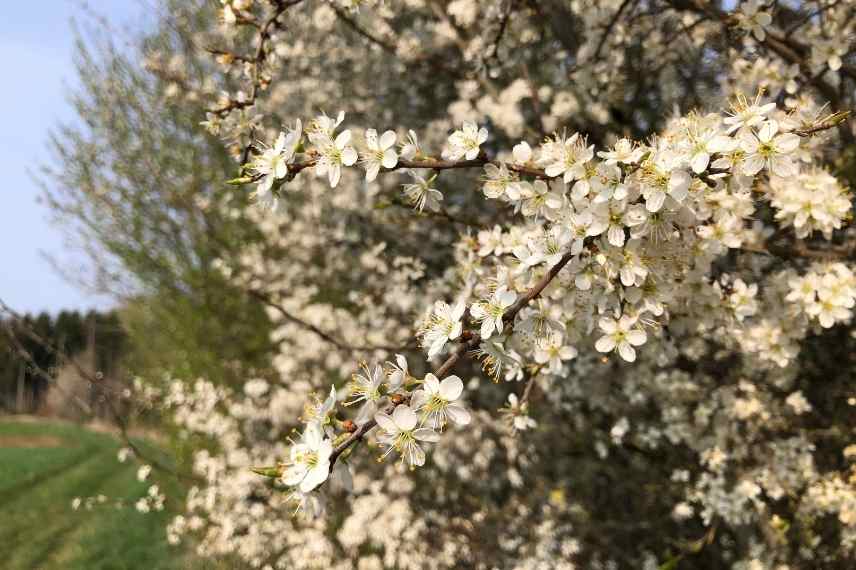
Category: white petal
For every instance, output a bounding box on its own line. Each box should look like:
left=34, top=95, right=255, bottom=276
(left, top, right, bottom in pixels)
left=423, top=373, right=441, bottom=394
left=335, top=129, right=352, bottom=147
left=608, top=225, right=626, bottom=247
left=355, top=401, right=377, bottom=426
left=329, top=165, right=341, bottom=188
left=374, top=412, right=396, bottom=433
left=439, top=376, right=463, bottom=401
left=708, top=134, right=736, bottom=153
left=341, top=147, right=358, bottom=166
left=771, top=157, right=797, bottom=177
left=617, top=341, right=636, bottom=362
left=449, top=321, right=463, bottom=341
left=379, top=130, right=397, bottom=150
left=274, top=132, right=286, bottom=153
left=646, top=190, right=666, bottom=213
left=414, top=427, right=441, bottom=443
left=446, top=404, right=471, bottom=425
left=275, top=160, right=289, bottom=179
left=365, top=162, right=380, bottom=182
left=381, top=149, right=398, bottom=169
left=595, top=335, right=616, bottom=353
left=545, top=163, right=565, bottom=178
left=299, top=465, right=329, bottom=492
left=599, top=317, right=617, bottom=334
left=393, top=405, right=418, bottom=431
left=691, top=152, right=709, bottom=174
left=364, top=128, right=378, bottom=150
left=407, top=443, right=426, bottom=466
left=304, top=423, right=322, bottom=448
left=759, top=120, right=778, bottom=143
left=513, top=141, right=532, bottom=163
left=741, top=156, right=765, bottom=176
left=498, top=289, right=517, bottom=306
left=774, top=133, right=799, bottom=153
left=626, top=329, right=647, bottom=346
left=428, top=336, right=446, bottom=358
left=317, top=439, right=333, bottom=462
left=282, top=464, right=307, bottom=486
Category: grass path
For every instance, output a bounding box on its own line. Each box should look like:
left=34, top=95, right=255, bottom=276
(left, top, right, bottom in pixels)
left=0, top=419, right=189, bottom=570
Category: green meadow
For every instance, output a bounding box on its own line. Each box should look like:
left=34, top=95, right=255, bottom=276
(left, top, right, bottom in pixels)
left=0, top=418, right=186, bottom=570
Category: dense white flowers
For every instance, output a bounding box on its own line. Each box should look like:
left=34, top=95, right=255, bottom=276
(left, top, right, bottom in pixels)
left=736, top=0, right=773, bottom=41
left=769, top=169, right=852, bottom=238
left=786, top=264, right=856, bottom=328
left=152, top=2, right=856, bottom=566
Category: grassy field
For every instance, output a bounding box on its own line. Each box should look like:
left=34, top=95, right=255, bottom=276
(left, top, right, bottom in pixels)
left=0, top=418, right=187, bottom=570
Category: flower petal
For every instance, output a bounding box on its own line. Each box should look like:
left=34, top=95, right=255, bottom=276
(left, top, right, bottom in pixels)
left=414, top=427, right=441, bottom=443
left=446, top=404, right=471, bottom=425
left=393, top=405, right=418, bottom=431
left=379, top=130, right=397, bottom=150
left=617, top=341, right=637, bottom=362
left=595, top=335, right=616, bottom=353
left=374, top=412, right=396, bottom=433
left=439, top=376, right=463, bottom=401
left=423, top=373, right=441, bottom=394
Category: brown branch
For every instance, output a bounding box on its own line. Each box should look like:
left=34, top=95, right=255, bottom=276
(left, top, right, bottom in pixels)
left=520, top=364, right=545, bottom=406
left=249, top=289, right=413, bottom=353
left=330, top=4, right=398, bottom=55
left=207, top=0, right=305, bottom=116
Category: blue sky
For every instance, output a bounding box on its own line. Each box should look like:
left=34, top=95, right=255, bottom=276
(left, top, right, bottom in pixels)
left=0, top=1, right=150, bottom=315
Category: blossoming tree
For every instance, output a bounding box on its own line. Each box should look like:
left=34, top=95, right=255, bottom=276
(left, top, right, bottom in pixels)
left=52, top=0, right=856, bottom=568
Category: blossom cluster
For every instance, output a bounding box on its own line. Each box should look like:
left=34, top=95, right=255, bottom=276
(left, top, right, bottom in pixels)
left=130, top=0, right=856, bottom=568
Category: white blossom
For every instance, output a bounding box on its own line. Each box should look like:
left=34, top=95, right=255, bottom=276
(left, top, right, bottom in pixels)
left=410, top=373, right=471, bottom=429
left=374, top=405, right=440, bottom=467
left=470, top=288, right=517, bottom=339
left=595, top=315, right=647, bottom=362
left=442, top=121, right=488, bottom=161
left=281, top=422, right=333, bottom=492
left=361, top=129, right=398, bottom=181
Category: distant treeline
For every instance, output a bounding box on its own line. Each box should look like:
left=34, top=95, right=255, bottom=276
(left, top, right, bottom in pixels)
left=0, top=310, right=125, bottom=413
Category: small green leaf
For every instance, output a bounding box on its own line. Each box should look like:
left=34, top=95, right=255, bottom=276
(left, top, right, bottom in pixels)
left=251, top=466, right=282, bottom=478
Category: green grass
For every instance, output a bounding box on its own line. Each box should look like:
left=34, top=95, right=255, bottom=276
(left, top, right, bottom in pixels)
left=0, top=419, right=189, bottom=570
